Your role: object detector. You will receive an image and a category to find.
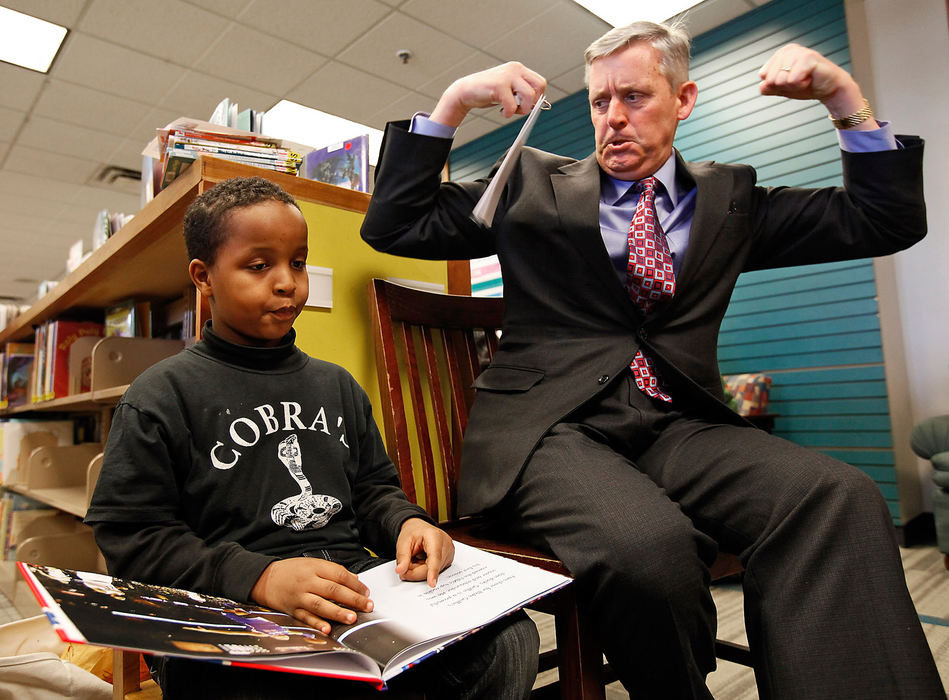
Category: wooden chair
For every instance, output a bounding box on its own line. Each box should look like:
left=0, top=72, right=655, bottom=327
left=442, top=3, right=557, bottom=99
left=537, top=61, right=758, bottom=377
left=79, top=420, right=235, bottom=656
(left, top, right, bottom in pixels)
left=366, top=278, right=751, bottom=697
left=368, top=278, right=606, bottom=699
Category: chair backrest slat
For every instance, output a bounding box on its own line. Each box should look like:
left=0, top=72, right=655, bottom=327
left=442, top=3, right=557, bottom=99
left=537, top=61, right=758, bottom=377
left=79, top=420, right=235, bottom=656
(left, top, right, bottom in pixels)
left=368, top=280, right=416, bottom=503
left=368, top=279, right=504, bottom=521
left=440, top=328, right=470, bottom=478
left=399, top=321, right=440, bottom=516
left=419, top=325, right=457, bottom=517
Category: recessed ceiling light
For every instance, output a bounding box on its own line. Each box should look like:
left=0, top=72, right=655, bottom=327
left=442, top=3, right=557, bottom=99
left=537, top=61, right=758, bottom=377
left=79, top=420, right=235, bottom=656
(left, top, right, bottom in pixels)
left=0, top=6, right=68, bottom=73
left=572, top=0, right=705, bottom=26
left=265, top=100, right=383, bottom=166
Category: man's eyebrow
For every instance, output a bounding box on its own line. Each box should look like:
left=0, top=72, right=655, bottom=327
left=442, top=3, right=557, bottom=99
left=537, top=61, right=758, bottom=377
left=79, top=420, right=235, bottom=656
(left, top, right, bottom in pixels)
left=589, top=86, right=609, bottom=100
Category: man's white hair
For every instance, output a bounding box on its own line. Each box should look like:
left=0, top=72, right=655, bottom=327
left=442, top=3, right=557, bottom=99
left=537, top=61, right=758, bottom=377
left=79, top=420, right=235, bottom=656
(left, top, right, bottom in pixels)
left=584, top=19, right=692, bottom=88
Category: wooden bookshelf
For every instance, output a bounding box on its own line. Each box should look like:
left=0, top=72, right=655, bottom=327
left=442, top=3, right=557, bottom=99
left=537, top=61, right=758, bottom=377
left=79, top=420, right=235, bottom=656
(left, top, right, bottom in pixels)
left=4, top=391, right=103, bottom=415
left=8, top=485, right=87, bottom=520
left=0, top=156, right=370, bottom=346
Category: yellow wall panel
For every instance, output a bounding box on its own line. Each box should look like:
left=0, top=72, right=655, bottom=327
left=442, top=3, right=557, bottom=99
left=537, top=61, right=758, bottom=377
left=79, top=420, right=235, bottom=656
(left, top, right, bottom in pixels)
left=292, top=200, right=447, bottom=419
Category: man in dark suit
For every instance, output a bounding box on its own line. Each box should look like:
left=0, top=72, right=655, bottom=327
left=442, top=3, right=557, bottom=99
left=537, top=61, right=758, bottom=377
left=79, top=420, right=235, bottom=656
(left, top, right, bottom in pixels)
left=360, top=20, right=944, bottom=699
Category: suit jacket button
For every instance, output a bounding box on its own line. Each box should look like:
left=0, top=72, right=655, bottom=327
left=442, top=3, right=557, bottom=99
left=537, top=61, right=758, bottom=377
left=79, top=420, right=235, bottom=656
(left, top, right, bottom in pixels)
left=597, top=374, right=609, bottom=385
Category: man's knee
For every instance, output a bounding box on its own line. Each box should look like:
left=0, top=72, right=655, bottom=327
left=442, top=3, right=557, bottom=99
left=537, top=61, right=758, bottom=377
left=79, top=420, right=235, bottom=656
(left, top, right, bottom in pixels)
left=576, top=518, right=712, bottom=606
left=766, top=454, right=895, bottom=547
left=803, top=457, right=889, bottom=517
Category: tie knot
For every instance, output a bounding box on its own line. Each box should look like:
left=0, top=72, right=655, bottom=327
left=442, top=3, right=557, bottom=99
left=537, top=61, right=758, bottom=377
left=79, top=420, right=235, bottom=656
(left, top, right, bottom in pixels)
left=636, top=177, right=657, bottom=196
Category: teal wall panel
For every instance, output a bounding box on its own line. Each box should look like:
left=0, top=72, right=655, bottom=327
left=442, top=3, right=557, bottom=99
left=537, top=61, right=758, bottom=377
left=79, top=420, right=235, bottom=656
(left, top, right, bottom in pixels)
left=448, top=0, right=902, bottom=523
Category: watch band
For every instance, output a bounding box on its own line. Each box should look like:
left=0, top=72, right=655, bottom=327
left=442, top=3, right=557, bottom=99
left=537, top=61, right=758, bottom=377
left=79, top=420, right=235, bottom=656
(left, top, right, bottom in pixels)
left=829, top=98, right=874, bottom=129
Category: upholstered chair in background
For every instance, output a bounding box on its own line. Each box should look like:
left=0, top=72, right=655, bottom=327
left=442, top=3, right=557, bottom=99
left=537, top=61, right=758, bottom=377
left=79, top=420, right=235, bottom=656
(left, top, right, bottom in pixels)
left=910, top=414, right=949, bottom=571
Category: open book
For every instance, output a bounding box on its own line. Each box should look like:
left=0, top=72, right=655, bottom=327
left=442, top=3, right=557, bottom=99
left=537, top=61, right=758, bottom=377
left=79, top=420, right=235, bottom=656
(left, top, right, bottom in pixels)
left=18, top=542, right=569, bottom=689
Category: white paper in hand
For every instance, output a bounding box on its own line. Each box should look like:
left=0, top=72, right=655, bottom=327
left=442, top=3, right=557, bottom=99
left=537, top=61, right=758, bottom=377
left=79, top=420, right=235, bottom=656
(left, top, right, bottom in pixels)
left=470, top=95, right=550, bottom=228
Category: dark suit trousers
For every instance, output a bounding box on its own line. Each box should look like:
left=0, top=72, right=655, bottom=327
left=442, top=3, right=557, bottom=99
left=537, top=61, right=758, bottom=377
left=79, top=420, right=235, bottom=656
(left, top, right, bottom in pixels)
left=503, top=371, right=944, bottom=699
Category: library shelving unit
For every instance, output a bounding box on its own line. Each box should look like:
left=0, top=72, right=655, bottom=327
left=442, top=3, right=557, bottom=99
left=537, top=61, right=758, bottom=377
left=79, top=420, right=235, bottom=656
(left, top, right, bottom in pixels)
left=0, top=155, right=373, bottom=585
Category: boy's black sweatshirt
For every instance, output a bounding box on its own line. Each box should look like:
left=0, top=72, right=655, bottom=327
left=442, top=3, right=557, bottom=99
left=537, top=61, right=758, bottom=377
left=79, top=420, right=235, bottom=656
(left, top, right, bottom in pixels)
left=86, top=323, right=430, bottom=602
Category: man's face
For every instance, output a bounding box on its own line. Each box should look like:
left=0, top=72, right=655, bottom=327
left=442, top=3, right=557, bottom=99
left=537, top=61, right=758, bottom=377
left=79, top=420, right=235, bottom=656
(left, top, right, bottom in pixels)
left=588, top=42, right=697, bottom=180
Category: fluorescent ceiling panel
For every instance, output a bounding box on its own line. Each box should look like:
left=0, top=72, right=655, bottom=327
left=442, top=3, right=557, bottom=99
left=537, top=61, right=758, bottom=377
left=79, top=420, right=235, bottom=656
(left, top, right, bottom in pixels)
left=572, top=1, right=705, bottom=26
left=0, top=6, right=67, bottom=73
left=265, top=100, right=383, bottom=166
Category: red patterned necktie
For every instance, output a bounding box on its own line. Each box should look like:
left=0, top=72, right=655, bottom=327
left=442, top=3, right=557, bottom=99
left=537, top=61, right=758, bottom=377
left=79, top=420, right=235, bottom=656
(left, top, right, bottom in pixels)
left=626, top=177, right=675, bottom=402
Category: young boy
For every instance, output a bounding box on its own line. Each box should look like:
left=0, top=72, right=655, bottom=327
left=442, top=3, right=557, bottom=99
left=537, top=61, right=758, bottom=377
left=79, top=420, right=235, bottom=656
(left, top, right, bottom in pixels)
left=85, top=176, right=539, bottom=699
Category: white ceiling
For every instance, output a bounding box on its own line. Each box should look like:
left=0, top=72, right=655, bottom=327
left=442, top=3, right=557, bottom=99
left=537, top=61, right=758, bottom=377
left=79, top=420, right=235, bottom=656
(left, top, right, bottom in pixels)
left=0, top=0, right=767, bottom=304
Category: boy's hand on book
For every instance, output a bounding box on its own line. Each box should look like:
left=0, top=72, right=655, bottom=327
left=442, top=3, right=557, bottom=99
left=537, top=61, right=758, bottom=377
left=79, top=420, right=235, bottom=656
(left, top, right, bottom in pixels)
left=249, top=558, right=373, bottom=634
left=395, top=518, right=455, bottom=587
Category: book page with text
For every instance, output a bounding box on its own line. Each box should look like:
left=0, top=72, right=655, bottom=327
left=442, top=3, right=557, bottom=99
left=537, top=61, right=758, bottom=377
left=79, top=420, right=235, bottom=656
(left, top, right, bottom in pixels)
left=361, top=541, right=569, bottom=640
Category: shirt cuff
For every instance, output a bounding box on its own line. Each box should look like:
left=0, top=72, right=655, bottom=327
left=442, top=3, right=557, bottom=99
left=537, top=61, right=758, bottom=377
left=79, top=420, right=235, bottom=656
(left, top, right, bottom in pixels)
left=837, top=120, right=898, bottom=152
left=410, top=112, right=457, bottom=140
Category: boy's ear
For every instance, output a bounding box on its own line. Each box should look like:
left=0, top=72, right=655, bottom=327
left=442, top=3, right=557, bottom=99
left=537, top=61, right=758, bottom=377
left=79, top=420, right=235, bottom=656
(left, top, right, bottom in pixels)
left=189, top=259, right=213, bottom=298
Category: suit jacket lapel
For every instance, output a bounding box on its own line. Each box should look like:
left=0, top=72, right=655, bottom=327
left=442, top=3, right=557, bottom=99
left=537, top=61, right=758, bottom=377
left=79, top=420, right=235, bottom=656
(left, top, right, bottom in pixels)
left=548, top=151, right=735, bottom=325
left=551, top=154, right=636, bottom=314
left=673, top=152, right=733, bottom=292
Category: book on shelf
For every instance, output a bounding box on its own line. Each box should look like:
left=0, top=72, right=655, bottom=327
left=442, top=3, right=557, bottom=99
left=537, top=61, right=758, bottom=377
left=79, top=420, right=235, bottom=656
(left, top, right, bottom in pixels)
left=92, top=209, right=134, bottom=251
left=160, top=151, right=199, bottom=190
left=136, top=301, right=152, bottom=338
left=167, top=140, right=300, bottom=169
left=2, top=342, right=35, bottom=409
left=237, top=107, right=265, bottom=133
left=0, top=301, right=26, bottom=334
left=303, top=135, right=369, bottom=192
left=29, top=326, right=45, bottom=404
left=0, top=342, right=30, bottom=409
left=159, top=145, right=299, bottom=190
left=182, top=286, right=197, bottom=345
left=18, top=541, right=570, bottom=689
left=65, top=238, right=93, bottom=274
left=25, top=320, right=103, bottom=403
left=141, top=154, right=163, bottom=207
left=148, top=291, right=195, bottom=344
left=47, top=320, right=104, bottom=400
left=209, top=99, right=266, bottom=134
left=209, top=97, right=235, bottom=128
left=143, top=115, right=311, bottom=191
left=104, top=299, right=151, bottom=339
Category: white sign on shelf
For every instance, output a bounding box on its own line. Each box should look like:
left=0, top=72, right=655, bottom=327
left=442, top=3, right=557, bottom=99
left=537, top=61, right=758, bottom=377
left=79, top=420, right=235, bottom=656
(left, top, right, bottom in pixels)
left=305, top=265, right=333, bottom=309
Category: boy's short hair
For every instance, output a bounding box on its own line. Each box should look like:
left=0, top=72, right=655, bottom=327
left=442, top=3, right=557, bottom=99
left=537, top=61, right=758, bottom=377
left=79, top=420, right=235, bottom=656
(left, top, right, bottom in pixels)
left=183, top=176, right=301, bottom=265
